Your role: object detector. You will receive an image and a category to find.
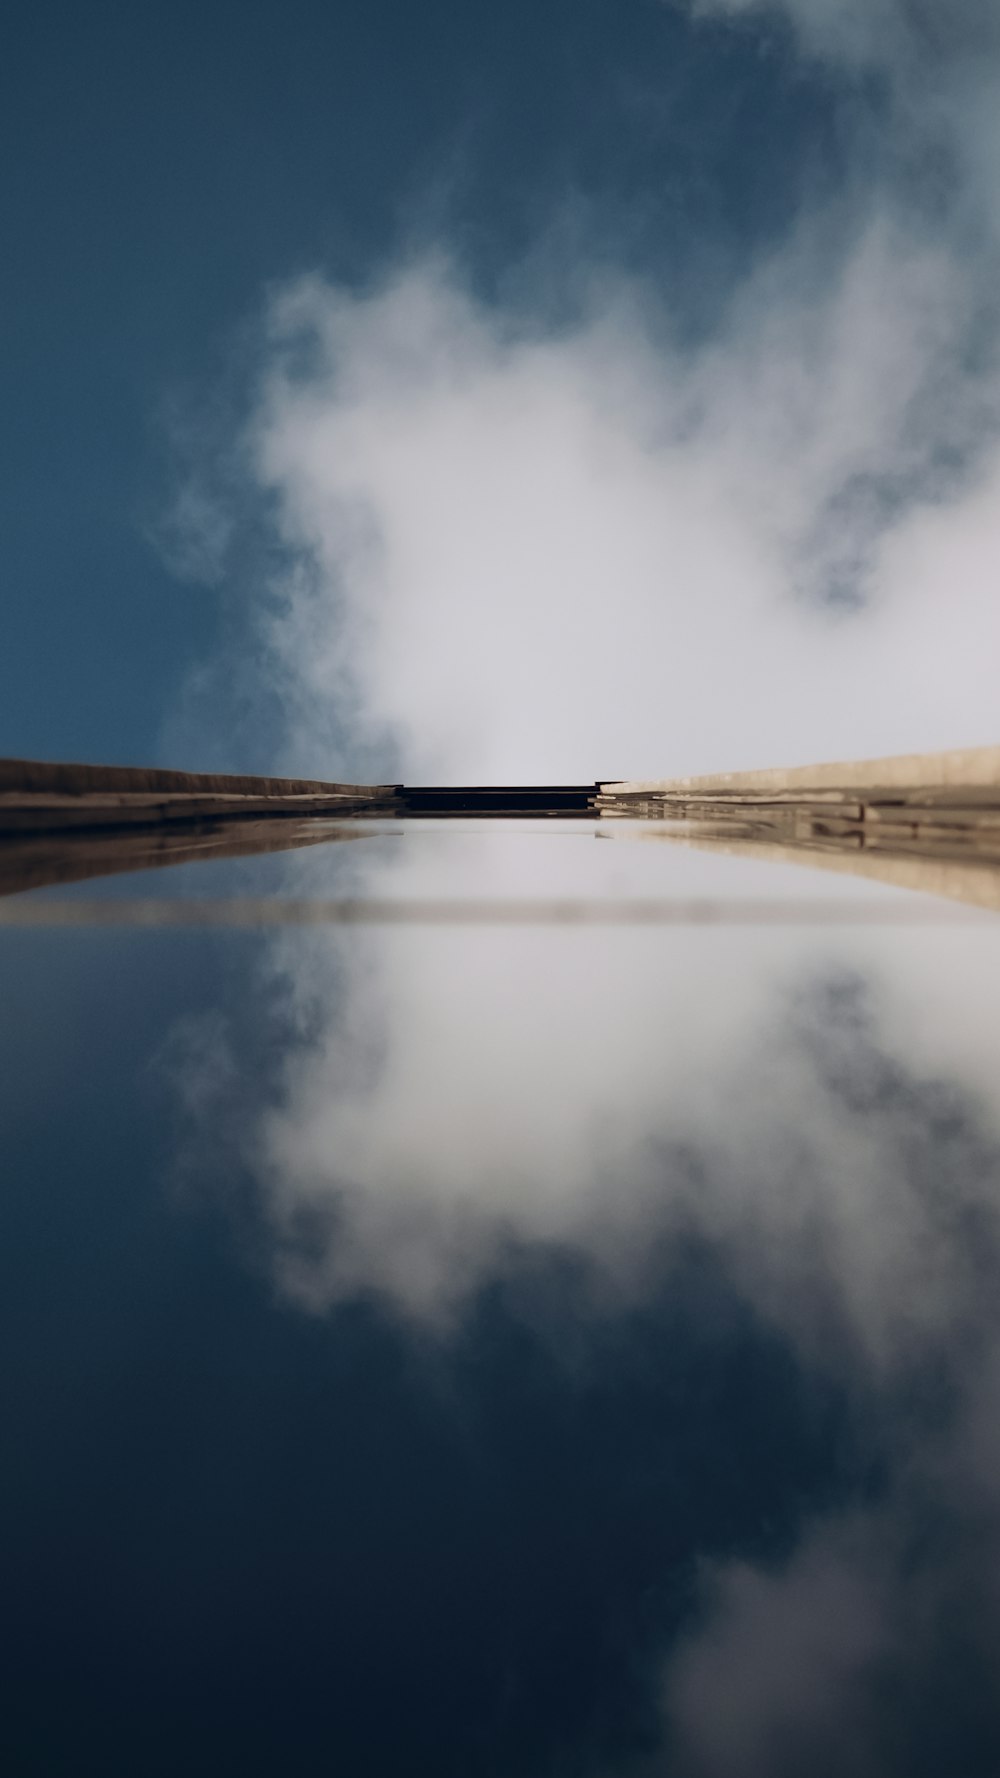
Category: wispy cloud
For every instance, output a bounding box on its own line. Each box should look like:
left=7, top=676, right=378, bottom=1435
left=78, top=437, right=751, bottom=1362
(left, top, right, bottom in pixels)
left=666, top=1515, right=895, bottom=1777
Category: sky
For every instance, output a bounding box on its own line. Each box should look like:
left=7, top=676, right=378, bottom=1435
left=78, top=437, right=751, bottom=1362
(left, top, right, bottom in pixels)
left=10, top=0, right=999, bottom=780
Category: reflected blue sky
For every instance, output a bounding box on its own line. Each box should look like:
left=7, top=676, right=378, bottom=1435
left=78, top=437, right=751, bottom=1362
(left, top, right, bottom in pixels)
left=4, top=828, right=1000, bottom=1774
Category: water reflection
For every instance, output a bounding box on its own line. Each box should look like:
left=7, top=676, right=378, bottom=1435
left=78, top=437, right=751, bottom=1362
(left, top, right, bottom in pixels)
left=0, top=812, right=377, bottom=897
left=3, top=820, right=1000, bottom=1774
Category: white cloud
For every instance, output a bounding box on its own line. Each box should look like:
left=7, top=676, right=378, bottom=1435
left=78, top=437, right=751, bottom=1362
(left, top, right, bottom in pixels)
left=246, top=228, right=997, bottom=786
left=148, top=6, right=1000, bottom=790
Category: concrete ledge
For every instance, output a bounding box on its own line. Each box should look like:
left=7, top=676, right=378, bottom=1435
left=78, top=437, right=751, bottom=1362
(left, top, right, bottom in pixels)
left=0, top=756, right=398, bottom=799
left=0, top=757, right=403, bottom=835
left=600, top=745, right=1000, bottom=798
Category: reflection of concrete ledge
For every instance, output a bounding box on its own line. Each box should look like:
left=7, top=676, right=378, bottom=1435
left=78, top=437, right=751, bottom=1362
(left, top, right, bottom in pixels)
left=0, top=817, right=387, bottom=898
left=601, top=825, right=1000, bottom=917
left=596, top=746, right=1000, bottom=874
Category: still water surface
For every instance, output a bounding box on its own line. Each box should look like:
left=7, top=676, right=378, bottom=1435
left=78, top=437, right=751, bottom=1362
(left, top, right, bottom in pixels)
left=3, top=820, right=1000, bottom=1776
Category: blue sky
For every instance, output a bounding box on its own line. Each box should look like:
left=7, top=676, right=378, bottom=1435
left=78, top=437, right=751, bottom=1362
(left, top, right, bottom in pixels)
left=4, top=2, right=1000, bottom=781
left=3, top=0, right=860, bottom=770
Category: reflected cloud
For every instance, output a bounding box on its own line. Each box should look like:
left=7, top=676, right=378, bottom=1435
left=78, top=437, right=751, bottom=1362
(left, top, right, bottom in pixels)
left=666, top=1517, right=895, bottom=1778
left=165, top=829, right=1000, bottom=1346
left=161, top=824, right=1000, bottom=1770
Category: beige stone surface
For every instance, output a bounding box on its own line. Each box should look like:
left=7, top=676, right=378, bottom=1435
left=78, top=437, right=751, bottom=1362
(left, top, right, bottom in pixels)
left=602, top=745, right=1000, bottom=797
